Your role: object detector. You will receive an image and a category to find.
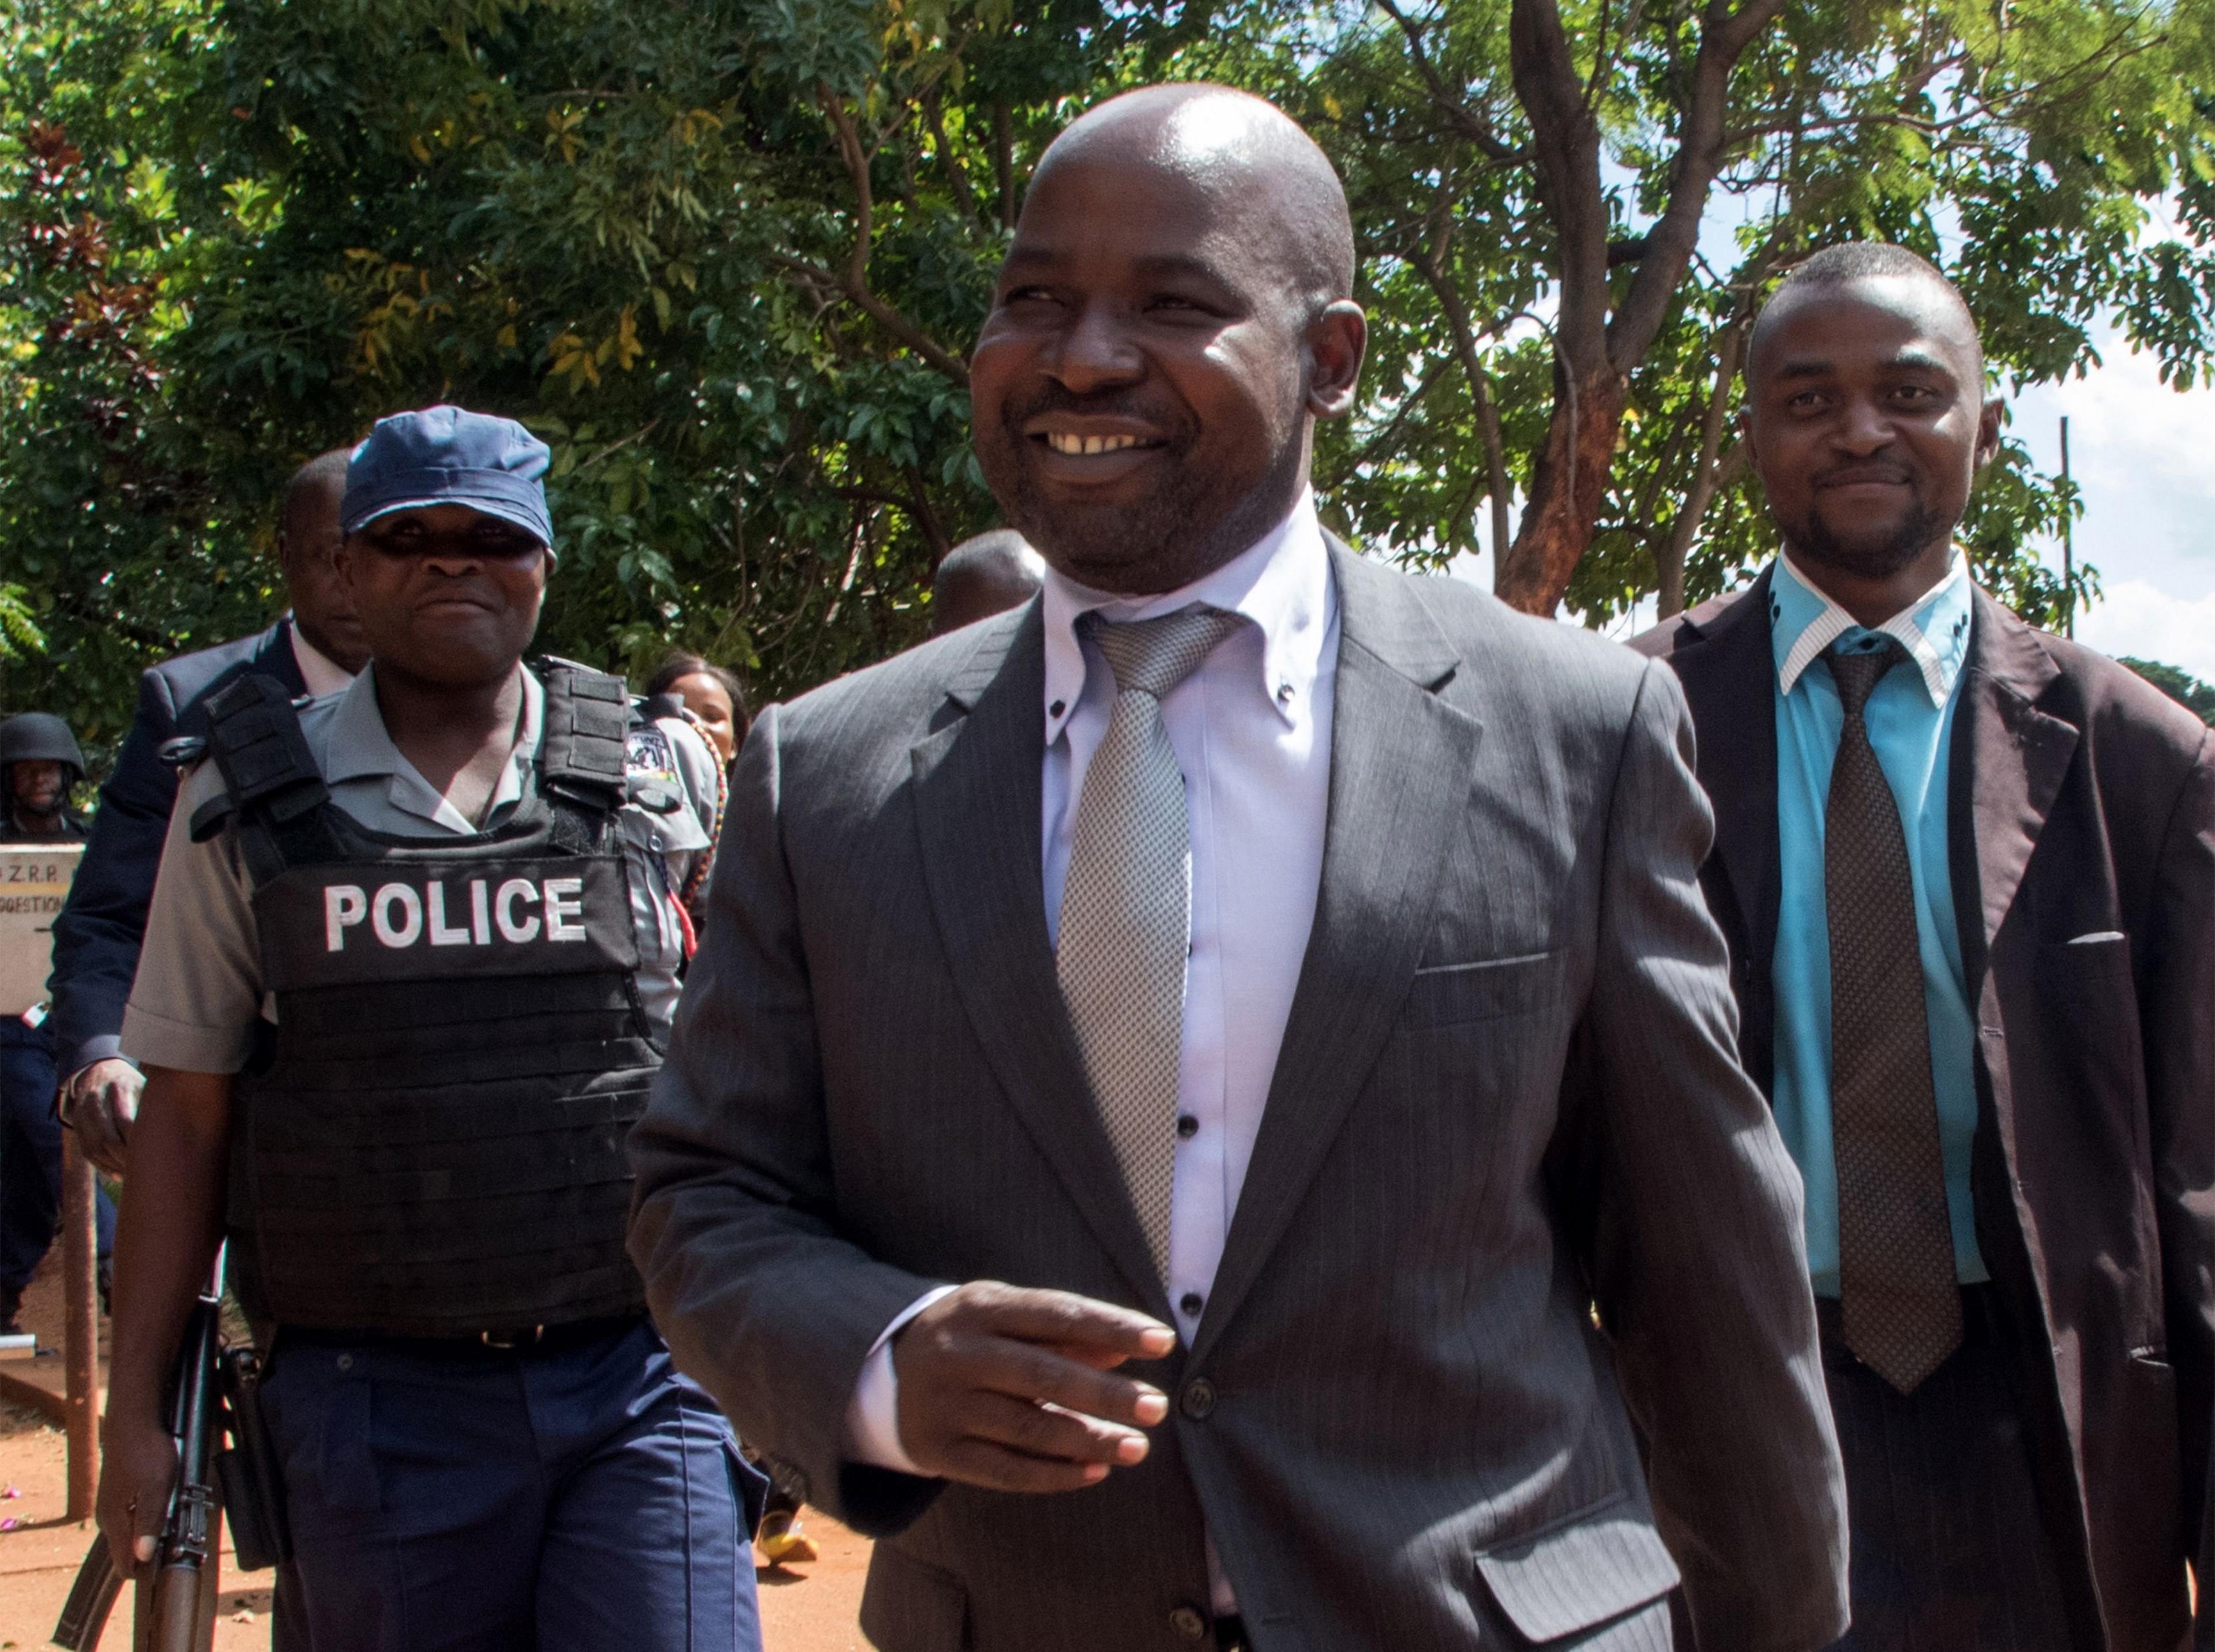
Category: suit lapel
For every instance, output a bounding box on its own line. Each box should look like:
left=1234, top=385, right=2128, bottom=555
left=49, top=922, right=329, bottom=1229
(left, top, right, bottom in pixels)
left=1662, top=568, right=1781, bottom=1009
left=908, top=605, right=1167, bottom=1311
left=1959, top=590, right=2077, bottom=955
left=1191, top=545, right=1481, bottom=1365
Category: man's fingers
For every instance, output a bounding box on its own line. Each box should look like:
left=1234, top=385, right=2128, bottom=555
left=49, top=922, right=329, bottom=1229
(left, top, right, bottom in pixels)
left=895, top=1282, right=1182, bottom=1492
left=96, top=1426, right=177, bottom=1579
left=76, top=1103, right=130, bottom=1176
left=959, top=1389, right=1152, bottom=1467
left=957, top=1285, right=1176, bottom=1361
left=99, top=1480, right=165, bottom=1577
left=980, top=1343, right=1170, bottom=1429
left=66, top=1069, right=136, bottom=1176
left=936, top=1436, right=1118, bottom=1495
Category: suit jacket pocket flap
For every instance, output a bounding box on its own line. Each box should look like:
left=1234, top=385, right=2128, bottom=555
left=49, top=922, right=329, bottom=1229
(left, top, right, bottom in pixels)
left=1474, top=1495, right=1680, bottom=1643
left=861, top=1542, right=969, bottom=1652
left=1403, top=950, right=1559, bottom=1028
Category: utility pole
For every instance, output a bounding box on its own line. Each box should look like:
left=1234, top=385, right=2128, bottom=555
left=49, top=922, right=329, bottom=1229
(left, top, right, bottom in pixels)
left=2060, top=415, right=2075, bottom=639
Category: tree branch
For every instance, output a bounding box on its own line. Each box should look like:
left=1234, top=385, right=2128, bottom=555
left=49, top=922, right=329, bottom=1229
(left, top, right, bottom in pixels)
left=793, top=85, right=971, bottom=385
left=1655, top=320, right=1747, bottom=616
left=902, top=465, right=951, bottom=565
left=1410, top=238, right=1517, bottom=557
left=1510, top=0, right=1610, bottom=371
left=920, top=83, right=985, bottom=226
left=1377, top=0, right=1520, bottom=161
left=994, top=100, right=1016, bottom=231
left=1607, top=0, right=1788, bottom=369
left=819, top=85, right=875, bottom=298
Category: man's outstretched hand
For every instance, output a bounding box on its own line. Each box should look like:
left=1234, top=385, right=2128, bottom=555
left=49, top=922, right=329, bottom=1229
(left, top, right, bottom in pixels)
left=893, top=1282, right=1176, bottom=1493
left=65, top=1058, right=142, bottom=1177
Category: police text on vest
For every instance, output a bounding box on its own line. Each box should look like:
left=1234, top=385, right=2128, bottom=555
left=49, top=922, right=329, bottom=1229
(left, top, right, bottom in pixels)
left=324, top=878, right=588, bottom=951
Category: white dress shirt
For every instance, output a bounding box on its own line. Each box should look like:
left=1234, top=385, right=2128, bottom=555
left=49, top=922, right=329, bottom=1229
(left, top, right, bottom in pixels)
left=289, top=621, right=357, bottom=698
left=844, top=497, right=1339, bottom=1600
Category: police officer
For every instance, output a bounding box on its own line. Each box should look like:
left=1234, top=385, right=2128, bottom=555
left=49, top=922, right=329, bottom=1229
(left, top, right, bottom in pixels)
left=0, top=712, right=91, bottom=840
left=0, top=712, right=114, bottom=1332
left=96, top=407, right=763, bottom=1651
left=51, top=446, right=368, bottom=1181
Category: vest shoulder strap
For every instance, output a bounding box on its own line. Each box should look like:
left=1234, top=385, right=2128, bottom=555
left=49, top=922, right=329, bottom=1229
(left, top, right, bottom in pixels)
left=201, top=674, right=328, bottom=828
left=536, top=658, right=630, bottom=806
left=200, top=673, right=339, bottom=883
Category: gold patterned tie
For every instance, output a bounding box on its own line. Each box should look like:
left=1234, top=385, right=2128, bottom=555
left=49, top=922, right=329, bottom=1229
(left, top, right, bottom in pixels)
left=1827, top=640, right=1963, bottom=1394
left=1056, top=607, right=1240, bottom=1283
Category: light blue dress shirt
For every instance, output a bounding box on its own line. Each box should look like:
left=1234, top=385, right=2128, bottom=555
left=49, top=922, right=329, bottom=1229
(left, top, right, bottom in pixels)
left=1768, top=551, right=1987, bottom=1296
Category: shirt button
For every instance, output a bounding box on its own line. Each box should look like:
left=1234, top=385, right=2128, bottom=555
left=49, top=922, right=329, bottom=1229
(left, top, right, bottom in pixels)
left=1168, top=1606, right=1210, bottom=1640
left=1176, top=1115, right=1199, bottom=1140
left=1180, top=1291, right=1204, bottom=1319
left=1276, top=681, right=1294, bottom=704
left=336, top=1354, right=354, bottom=1372
left=1181, top=1377, right=1217, bottom=1420
left=1050, top=700, right=1066, bottom=718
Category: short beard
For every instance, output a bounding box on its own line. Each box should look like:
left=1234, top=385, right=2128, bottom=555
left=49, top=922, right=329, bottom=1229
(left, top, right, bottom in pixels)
left=993, top=441, right=1223, bottom=585
left=983, top=387, right=1293, bottom=593
left=1786, top=497, right=1949, bottom=582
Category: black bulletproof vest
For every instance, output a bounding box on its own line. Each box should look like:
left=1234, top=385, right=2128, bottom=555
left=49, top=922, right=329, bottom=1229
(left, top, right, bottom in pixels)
left=201, top=663, right=658, bottom=1338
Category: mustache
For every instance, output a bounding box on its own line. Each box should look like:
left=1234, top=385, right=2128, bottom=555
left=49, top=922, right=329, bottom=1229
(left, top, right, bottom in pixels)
left=1000, top=385, right=1193, bottom=442
left=1812, top=461, right=1916, bottom=488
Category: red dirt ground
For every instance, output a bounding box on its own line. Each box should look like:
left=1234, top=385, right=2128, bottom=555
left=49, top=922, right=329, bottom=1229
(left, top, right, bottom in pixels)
left=0, top=1253, right=871, bottom=1649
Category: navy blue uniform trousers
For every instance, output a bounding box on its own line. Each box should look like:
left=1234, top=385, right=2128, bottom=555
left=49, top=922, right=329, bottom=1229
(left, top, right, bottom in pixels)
left=0, top=1018, right=114, bottom=1293
left=262, top=1319, right=765, bottom=1651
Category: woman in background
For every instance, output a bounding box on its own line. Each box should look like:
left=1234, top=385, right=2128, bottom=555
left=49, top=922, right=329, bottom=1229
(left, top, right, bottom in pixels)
left=644, top=652, right=747, bottom=769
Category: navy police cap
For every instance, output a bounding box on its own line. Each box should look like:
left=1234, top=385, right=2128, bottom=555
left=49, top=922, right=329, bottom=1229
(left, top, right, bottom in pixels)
left=342, top=405, right=554, bottom=557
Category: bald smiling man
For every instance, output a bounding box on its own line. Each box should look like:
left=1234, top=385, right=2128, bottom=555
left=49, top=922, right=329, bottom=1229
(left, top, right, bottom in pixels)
left=632, top=87, right=1847, bottom=1652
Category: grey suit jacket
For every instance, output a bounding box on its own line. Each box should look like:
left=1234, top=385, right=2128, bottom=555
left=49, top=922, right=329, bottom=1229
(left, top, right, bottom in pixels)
left=629, top=545, right=1849, bottom=1652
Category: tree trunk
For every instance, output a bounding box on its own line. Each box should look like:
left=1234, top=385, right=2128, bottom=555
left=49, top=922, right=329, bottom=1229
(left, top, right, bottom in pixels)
left=1485, top=0, right=1786, bottom=617
left=1493, top=359, right=1625, bottom=614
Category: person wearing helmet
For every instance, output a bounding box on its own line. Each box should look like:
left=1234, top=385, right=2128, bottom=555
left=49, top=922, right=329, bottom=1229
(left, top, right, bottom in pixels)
left=0, top=710, right=111, bottom=1334
left=0, top=712, right=90, bottom=840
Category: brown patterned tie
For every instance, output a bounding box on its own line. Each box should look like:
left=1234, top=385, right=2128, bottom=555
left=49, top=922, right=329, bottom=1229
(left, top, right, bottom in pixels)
left=1827, top=640, right=1963, bottom=1394
left=1057, top=607, right=1241, bottom=1283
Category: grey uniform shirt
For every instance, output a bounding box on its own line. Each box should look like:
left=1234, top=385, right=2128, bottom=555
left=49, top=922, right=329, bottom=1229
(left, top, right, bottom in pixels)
left=121, top=663, right=720, bottom=1073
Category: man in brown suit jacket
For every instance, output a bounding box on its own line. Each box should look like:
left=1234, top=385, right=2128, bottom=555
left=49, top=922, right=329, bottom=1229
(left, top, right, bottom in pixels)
left=1638, top=243, right=2215, bottom=1650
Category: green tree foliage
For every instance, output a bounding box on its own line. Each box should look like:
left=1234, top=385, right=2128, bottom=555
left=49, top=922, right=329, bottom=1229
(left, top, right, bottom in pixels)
left=0, top=0, right=1199, bottom=753
left=2, top=0, right=2210, bottom=761
left=1229, top=0, right=2215, bottom=623
left=2122, top=655, right=2215, bottom=723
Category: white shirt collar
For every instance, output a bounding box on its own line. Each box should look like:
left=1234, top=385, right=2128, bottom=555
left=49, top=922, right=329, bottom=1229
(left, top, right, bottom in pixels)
left=323, top=663, right=543, bottom=831
left=288, top=621, right=358, bottom=699
left=1771, top=547, right=1973, bottom=705
left=1041, top=491, right=1332, bottom=744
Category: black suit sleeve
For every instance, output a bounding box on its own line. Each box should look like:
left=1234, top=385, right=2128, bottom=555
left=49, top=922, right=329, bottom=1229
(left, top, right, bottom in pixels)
left=47, top=666, right=186, bottom=1075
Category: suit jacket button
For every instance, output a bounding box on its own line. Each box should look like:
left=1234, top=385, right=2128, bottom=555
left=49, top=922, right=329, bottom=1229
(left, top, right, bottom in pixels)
left=1181, top=1378, right=1217, bottom=1420
left=1169, top=1605, right=1209, bottom=1640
